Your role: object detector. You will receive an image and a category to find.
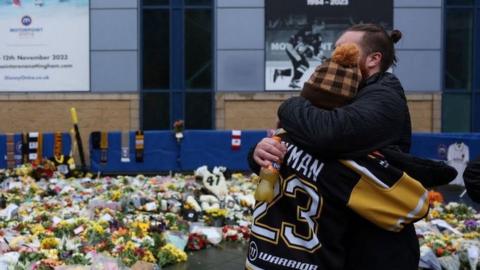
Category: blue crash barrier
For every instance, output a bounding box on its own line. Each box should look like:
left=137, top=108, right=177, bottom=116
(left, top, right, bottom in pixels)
left=88, top=131, right=480, bottom=174
left=411, top=133, right=480, bottom=161
left=90, top=131, right=179, bottom=173
left=179, top=130, right=268, bottom=171
left=0, top=132, right=72, bottom=169
left=89, top=130, right=267, bottom=173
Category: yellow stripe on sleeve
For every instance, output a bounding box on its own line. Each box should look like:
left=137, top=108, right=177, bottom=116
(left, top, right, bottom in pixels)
left=346, top=170, right=429, bottom=232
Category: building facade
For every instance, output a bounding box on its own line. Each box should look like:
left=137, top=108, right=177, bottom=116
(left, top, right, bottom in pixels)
left=0, top=0, right=475, bottom=138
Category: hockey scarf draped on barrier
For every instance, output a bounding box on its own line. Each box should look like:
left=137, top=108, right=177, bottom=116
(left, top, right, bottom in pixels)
left=135, top=130, right=144, bottom=163
left=100, top=132, right=108, bottom=164
left=6, top=133, right=15, bottom=169
left=28, top=132, right=43, bottom=164
left=54, top=132, right=63, bottom=159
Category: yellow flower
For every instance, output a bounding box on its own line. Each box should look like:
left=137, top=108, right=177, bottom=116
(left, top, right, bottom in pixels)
left=124, top=241, right=137, bottom=251
left=161, top=244, right=187, bottom=263
left=57, top=220, right=71, bottom=229
left=142, top=250, right=157, bottom=263
left=111, top=190, right=122, bottom=201
left=464, top=232, right=480, bottom=239
left=131, top=221, right=150, bottom=237
left=430, top=210, right=440, bottom=219
left=76, top=217, right=89, bottom=225
left=205, top=208, right=228, bottom=218
left=91, top=222, right=105, bottom=235
left=41, top=237, right=60, bottom=249
left=10, top=236, right=27, bottom=250
left=31, top=224, right=46, bottom=235
left=41, top=249, right=59, bottom=260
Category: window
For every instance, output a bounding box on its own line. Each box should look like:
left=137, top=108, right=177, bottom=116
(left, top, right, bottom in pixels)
left=143, top=93, right=170, bottom=130
left=185, top=92, right=213, bottom=129
left=141, top=0, right=214, bottom=130
left=142, top=9, right=170, bottom=90
left=445, top=9, right=473, bottom=90
left=185, top=9, right=213, bottom=89
left=443, top=1, right=480, bottom=131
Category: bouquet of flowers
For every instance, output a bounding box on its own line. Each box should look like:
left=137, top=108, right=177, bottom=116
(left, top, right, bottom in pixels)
left=204, top=208, right=228, bottom=227
left=157, top=243, right=187, bottom=267
left=222, top=225, right=250, bottom=242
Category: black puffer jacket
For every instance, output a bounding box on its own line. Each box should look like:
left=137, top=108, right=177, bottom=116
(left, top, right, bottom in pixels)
left=278, top=72, right=412, bottom=159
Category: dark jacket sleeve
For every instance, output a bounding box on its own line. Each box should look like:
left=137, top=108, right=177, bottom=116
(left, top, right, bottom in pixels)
left=247, top=144, right=261, bottom=175
left=380, top=148, right=457, bottom=188
left=464, top=158, right=480, bottom=203
left=278, top=86, right=407, bottom=159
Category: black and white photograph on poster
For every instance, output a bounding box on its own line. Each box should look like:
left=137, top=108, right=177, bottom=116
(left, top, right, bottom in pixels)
left=265, top=0, right=393, bottom=91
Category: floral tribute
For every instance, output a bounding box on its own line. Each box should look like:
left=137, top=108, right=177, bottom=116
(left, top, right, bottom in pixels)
left=0, top=167, right=256, bottom=269
left=417, top=200, right=480, bottom=270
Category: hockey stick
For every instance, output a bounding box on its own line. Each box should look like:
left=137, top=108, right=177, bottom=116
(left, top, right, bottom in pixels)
left=70, top=108, right=86, bottom=171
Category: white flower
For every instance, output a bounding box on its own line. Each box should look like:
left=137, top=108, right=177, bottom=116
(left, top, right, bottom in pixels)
left=0, top=252, right=20, bottom=266
left=141, top=236, right=155, bottom=247
left=62, top=237, right=80, bottom=251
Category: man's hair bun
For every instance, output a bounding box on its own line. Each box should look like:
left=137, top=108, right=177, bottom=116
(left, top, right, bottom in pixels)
left=390, top=29, right=402, bottom=44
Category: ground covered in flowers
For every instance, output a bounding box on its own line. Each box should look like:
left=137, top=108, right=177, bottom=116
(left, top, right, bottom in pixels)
left=0, top=164, right=479, bottom=270
left=417, top=197, right=480, bottom=270
left=0, top=165, right=255, bottom=270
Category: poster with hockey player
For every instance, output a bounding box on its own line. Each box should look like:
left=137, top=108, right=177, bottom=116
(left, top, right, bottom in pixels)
left=265, top=0, right=393, bottom=91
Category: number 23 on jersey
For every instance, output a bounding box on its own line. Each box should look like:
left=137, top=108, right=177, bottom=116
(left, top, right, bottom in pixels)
left=252, top=175, right=323, bottom=253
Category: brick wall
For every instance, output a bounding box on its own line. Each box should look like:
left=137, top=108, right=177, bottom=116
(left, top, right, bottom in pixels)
left=0, top=93, right=139, bottom=162
left=216, top=92, right=299, bottom=130
left=407, top=93, right=442, bottom=132
left=216, top=92, right=442, bottom=132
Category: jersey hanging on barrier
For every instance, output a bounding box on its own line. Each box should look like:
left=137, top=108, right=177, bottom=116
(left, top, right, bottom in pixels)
left=447, top=142, right=470, bottom=186
left=246, top=134, right=429, bottom=270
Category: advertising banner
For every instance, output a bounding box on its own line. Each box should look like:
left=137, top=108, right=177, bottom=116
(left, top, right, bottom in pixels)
left=266, top=0, right=392, bottom=91
left=0, top=0, right=90, bottom=91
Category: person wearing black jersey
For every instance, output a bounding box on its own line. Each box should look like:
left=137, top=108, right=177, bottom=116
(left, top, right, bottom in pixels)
left=247, top=130, right=437, bottom=270
left=251, top=24, right=455, bottom=270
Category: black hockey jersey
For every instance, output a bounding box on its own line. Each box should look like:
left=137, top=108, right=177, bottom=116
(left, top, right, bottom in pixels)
left=246, top=135, right=429, bottom=270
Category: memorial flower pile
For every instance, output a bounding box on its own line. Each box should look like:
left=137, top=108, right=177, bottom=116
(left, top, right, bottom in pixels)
left=417, top=200, right=480, bottom=270
left=0, top=166, right=257, bottom=269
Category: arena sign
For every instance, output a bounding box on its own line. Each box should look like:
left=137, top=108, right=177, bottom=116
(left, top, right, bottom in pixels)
left=265, top=0, right=392, bottom=91
left=0, top=0, right=90, bottom=91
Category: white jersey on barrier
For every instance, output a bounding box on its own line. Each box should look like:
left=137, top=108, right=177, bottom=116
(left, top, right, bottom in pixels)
left=447, top=142, right=470, bottom=186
